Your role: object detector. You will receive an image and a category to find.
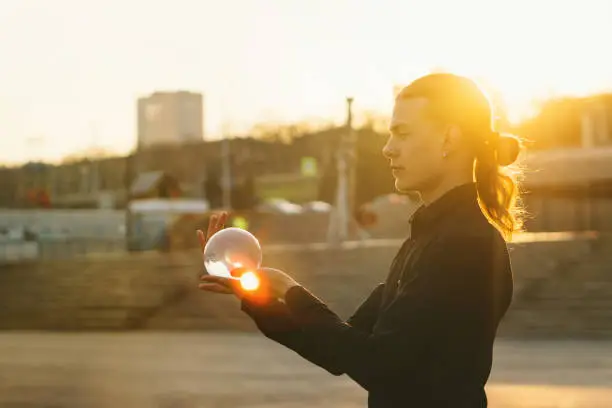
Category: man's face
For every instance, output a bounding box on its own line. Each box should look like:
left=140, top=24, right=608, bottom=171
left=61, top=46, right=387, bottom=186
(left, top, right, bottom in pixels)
left=383, top=97, right=446, bottom=193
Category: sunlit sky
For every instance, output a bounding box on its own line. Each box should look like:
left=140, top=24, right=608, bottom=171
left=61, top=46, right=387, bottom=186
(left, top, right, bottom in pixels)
left=2, top=0, right=612, bottom=165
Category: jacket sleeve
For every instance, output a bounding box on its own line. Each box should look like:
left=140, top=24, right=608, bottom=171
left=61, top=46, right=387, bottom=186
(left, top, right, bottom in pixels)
left=240, top=283, right=385, bottom=375
left=281, top=235, right=510, bottom=390
left=345, top=283, right=385, bottom=333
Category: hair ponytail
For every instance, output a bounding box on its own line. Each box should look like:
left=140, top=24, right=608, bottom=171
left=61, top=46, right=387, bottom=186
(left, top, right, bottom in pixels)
left=474, top=133, right=522, bottom=240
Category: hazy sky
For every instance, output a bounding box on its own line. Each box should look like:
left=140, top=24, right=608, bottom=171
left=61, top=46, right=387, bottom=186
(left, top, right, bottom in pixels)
left=2, top=0, right=611, bottom=164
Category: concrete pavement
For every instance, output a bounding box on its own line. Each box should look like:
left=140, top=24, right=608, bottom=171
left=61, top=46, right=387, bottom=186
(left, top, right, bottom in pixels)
left=0, top=332, right=610, bottom=407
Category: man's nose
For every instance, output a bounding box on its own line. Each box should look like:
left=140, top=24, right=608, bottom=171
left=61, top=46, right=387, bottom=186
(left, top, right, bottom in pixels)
left=382, top=140, right=398, bottom=159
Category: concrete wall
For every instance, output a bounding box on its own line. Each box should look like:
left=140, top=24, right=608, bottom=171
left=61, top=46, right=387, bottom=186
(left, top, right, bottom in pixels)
left=0, top=237, right=604, bottom=338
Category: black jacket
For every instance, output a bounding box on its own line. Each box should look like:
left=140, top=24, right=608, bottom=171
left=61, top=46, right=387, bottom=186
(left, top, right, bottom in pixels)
left=242, top=183, right=514, bottom=408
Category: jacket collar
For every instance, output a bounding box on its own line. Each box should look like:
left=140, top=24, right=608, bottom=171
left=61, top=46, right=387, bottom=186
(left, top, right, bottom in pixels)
left=409, top=182, right=478, bottom=239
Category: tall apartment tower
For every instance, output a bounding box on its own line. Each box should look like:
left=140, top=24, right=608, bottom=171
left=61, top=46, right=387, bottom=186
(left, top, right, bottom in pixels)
left=137, top=91, right=204, bottom=149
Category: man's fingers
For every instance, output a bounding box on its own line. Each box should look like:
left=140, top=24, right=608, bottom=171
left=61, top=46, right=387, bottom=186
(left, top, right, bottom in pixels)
left=204, top=212, right=229, bottom=243
left=200, top=275, right=243, bottom=290
left=200, top=275, right=231, bottom=285
left=206, top=214, right=219, bottom=241
left=199, top=274, right=241, bottom=294
left=198, top=283, right=233, bottom=294
left=198, top=212, right=226, bottom=251
left=212, top=211, right=228, bottom=237
left=197, top=229, right=206, bottom=251
left=217, top=212, right=228, bottom=230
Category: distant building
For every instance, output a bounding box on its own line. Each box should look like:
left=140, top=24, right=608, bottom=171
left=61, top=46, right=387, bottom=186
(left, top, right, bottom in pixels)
left=580, top=96, right=611, bottom=148
left=515, top=93, right=612, bottom=151
left=137, top=91, right=204, bottom=149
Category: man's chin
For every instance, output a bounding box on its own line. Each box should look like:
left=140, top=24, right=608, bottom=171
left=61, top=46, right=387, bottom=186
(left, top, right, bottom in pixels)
left=395, top=180, right=415, bottom=192
left=395, top=181, right=422, bottom=198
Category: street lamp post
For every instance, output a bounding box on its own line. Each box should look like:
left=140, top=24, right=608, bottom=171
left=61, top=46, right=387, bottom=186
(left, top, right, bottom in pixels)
left=346, top=97, right=357, bottom=227
left=124, top=151, right=136, bottom=251
left=329, top=97, right=355, bottom=244
left=221, top=136, right=232, bottom=210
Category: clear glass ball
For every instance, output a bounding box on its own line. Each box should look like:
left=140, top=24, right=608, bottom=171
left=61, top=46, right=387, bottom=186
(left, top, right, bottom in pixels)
left=203, top=227, right=262, bottom=278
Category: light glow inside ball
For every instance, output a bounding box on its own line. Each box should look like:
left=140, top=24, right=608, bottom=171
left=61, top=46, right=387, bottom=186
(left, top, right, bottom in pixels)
left=203, top=227, right=262, bottom=278
left=239, top=271, right=260, bottom=291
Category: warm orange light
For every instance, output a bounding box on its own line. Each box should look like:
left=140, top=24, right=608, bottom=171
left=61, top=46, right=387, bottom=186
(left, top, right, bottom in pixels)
left=240, top=271, right=260, bottom=291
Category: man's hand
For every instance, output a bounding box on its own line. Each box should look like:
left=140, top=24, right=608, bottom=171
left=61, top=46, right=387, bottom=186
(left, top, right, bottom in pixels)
left=196, top=211, right=231, bottom=294
left=199, top=267, right=300, bottom=302
left=196, top=213, right=301, bottom=301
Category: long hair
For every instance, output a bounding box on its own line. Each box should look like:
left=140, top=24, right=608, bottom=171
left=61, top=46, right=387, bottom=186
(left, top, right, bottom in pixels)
left=397, top=73, right=523, bottom=240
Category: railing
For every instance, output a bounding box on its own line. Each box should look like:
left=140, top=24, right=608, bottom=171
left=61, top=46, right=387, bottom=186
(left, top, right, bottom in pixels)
left=0, top=230, right=604, bottom=264
left=0, top=238, right=126, bottom=263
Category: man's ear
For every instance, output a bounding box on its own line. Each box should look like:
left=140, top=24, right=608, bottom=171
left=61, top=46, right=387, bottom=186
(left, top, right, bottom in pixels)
left=442, top=124, right=463, bottom=155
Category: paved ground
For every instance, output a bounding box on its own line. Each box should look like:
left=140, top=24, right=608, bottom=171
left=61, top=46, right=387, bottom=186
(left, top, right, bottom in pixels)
left=0, top=332, right=610, bottom=407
